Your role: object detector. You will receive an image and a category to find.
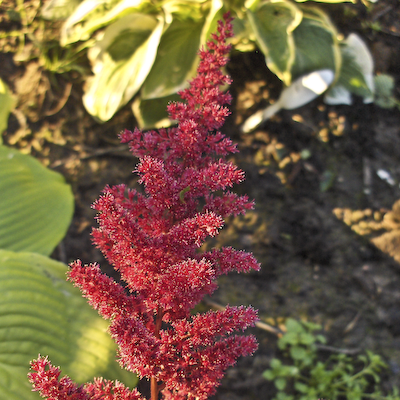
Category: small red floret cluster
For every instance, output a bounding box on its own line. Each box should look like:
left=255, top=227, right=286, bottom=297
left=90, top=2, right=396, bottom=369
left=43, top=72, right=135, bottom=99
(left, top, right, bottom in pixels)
left=29, top=15, right=260, bottom=400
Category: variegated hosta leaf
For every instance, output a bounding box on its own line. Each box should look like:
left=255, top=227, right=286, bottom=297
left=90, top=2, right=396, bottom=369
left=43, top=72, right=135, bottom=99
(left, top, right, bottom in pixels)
left=0, top=250, right=137, bottom=400
left=246, top=0, right=303, bottom=85
left=0, top=146, right=73, bottom=256
left=61, top=0, right=109, bottom=45
left=83, top=13, right=164, bottom=122
left=140, top=17, right=205, bottom=100
left=290, top=7, right=340, bottom=80
left=325, top=33, right=374, bottom=105
left=242, top=69, right=334, bottom=132
left=61, top=0, right=149, bottom=46
left=41, top=0, right=82, bottom=21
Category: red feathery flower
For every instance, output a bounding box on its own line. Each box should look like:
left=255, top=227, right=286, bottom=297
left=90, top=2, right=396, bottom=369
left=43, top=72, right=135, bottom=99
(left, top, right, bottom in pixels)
left=30, top=14, right=260, bottom=400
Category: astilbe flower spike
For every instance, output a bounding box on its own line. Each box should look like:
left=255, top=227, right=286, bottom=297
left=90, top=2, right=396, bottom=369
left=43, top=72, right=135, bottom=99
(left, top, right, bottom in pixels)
left=29, top=14, right=260, bottom=400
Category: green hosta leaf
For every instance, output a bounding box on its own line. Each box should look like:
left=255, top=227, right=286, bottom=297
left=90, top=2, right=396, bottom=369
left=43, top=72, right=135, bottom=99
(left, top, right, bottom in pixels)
left=290, top=6, right=339, bottom=80
left=83, top=13, right=164, bottom=122
left=142, top=0, right=223, bottom=100
left=141, top=17, right=204, bottom=100
left=246, top=0, right=302, bottom=85
left=0, top=79, right=15, bottom=144
left=0, top=146, right=73, bottom=256
left=0, top=250, right=137, bottom=400
left=132, top=93, right=181, bottom=129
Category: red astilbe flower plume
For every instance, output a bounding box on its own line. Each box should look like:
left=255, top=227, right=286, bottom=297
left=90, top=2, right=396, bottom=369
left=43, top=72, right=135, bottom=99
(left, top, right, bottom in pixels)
left=29, top=14, right=260, bottom=400
left=29, top=356, right=144, bottom=400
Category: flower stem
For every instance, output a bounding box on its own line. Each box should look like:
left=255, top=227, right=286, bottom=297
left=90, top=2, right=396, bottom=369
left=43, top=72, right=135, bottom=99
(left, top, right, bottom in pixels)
left=151, top=377, right=159, bottom=400
left=151, top=307, right=163, bottom=400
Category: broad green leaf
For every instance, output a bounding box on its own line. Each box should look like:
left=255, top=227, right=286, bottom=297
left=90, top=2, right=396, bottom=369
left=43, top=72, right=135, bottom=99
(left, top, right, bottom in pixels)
left=0, top=250, right=137, bottom=400
left=83, top=13, right=164, bottom=121
left=141, top=16, right=204, bottom=100
left=0, top=146, right=73, bottom=256
left=61, top=0, right=152, bottom=45
left=0, top=79, right=15, bottom=144
left=132, top=93, right=181, bottom=129
left=290, top=7, right=340, bottom=80
left=246, top=0, right=302, bottom=85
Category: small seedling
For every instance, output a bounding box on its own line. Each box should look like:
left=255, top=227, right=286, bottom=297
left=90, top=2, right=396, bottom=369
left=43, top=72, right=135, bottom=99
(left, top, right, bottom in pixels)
left=264, top=318, right=399, bottom=400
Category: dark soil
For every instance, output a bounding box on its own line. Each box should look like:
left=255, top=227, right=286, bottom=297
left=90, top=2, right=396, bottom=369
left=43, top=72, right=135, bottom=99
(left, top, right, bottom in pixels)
left=1, top=0, right=400, bottom=399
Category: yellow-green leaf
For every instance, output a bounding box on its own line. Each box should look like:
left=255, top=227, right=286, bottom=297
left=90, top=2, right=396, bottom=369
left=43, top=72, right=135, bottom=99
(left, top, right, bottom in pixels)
left=0, top=250, right=137, bottom=400
left=0, top=146, right=73, bottom=256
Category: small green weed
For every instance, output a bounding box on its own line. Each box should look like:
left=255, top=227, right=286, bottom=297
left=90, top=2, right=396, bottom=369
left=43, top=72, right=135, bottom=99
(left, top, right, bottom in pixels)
left=263, top=318, right=400, bottom=400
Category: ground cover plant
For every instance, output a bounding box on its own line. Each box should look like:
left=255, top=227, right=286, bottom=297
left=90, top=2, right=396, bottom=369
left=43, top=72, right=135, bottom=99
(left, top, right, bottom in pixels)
left=264, top=319, right=400, bottom=400
left=28, top=15, right=261, bottom=400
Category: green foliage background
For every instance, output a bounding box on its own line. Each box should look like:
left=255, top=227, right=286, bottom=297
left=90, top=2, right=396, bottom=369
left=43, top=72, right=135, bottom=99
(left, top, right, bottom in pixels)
left=41, top=0, right=375, bottom=127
